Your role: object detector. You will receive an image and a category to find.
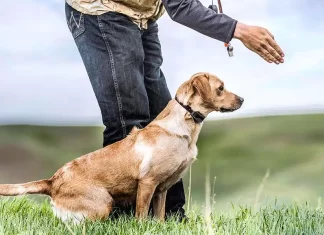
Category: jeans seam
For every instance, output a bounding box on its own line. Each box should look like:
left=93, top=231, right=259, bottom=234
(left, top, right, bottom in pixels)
left=97, top=16, right=127, bottom=138
left=73, top=13, right=85, bottom=38
left=66, top=6, right=85, bottom=39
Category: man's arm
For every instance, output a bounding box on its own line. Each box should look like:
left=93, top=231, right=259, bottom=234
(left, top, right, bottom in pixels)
left=162, top=0, right=237, bottom=43
left=162, top=0, right=285, bottom=64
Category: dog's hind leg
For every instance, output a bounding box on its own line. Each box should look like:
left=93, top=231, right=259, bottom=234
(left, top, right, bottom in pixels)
left=86, top=200, right=114, bottom=221
left=52, top=188, right=114, bottom=223
left=52, top=199, right=114, bottom=224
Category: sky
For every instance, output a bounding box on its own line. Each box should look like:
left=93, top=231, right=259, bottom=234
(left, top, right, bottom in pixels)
left=1, top=0, right=324, bottom=125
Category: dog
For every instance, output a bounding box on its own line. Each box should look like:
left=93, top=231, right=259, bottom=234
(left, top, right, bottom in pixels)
left=0, top=72, right=243, bottom=223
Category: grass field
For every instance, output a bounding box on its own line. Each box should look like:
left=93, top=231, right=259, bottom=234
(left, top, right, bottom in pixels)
left=0, top=114, right=324, bottom=233
left=0, top=197, right=323, bottom=235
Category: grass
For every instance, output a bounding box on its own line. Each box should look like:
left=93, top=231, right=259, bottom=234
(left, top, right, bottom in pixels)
left=1, top=114, right=324, bottom=233
left=0, top=197, right=323, bottom=235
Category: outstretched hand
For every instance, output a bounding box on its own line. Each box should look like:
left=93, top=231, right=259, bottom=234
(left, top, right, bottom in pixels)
left=234, top=22, right=285, bottom=64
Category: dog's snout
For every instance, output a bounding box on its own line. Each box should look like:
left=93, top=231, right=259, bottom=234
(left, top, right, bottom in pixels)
left=237, top=96, right=244, bottom=104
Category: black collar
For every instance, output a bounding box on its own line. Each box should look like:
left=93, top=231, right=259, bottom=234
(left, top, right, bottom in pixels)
left=175, top=97, right=206, bottom=123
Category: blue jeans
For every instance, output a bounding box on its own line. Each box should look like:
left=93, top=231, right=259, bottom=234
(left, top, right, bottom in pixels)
left=65, top=3, right=185, bottom=217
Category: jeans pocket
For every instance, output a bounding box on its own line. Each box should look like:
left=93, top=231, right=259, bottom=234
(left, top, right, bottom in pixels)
left=65, top=3, right=85, bottom=39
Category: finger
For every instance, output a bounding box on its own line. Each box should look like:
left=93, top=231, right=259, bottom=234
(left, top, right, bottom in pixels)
left=256, top=48, right=275, bottom=64
left=261, top=54, right=273, bottom=64
left=262, top=48, right=278, bottom=64
left=268, top=37, right=285, bottom=58
left=263, top=43, right=283, bottom=63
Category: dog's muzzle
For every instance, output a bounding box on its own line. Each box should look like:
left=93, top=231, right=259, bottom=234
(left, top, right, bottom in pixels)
left=220, top=96, right=244, bottom=113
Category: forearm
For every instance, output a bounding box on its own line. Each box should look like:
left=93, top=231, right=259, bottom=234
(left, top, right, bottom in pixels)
left=162, top=0, right=237, bottom=43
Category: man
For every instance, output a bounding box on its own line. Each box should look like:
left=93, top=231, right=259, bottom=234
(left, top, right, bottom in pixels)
left=65, top=0, right=284, bottom=219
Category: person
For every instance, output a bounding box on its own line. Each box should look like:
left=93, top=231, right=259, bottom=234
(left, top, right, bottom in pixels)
left=64, top=0, right=284, bottom=219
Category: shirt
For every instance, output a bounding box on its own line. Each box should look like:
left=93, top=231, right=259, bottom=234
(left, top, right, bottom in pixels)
left=66, top=0, right=237, bottom=43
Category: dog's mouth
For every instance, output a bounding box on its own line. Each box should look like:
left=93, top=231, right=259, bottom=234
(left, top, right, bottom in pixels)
left=219, top=106, right=241, bottom=113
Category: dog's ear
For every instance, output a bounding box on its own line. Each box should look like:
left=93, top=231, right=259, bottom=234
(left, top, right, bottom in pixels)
left=191, top=74, right=212, bottom=101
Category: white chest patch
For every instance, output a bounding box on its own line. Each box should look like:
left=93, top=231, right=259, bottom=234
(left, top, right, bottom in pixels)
left=135, top=141, right=153, bottom=178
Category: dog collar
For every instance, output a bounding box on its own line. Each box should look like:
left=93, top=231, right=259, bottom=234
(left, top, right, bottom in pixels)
left=175, top=97, right=206, bottom=123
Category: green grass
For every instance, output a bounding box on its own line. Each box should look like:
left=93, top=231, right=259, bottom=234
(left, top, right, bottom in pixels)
left=1, top=114, right=324, bottom=234
left=0, top=197, right=323, bottom=235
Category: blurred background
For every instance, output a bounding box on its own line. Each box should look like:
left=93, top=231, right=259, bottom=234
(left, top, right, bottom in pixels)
left=1, top=0, right=324, bottom=210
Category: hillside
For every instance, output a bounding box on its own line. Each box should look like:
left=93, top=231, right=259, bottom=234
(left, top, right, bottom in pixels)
left=0, top=114, right=323, bottom=209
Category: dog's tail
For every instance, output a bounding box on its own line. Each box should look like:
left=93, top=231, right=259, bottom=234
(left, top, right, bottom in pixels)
left=0, top=179, right=52, bottom=196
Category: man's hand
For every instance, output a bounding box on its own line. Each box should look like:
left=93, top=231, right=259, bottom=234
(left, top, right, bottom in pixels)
left=234, top=22, right=285, bottom=64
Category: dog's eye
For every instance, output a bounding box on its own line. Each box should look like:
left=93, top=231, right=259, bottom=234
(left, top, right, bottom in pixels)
left=218, top=86, right=224, bottom=91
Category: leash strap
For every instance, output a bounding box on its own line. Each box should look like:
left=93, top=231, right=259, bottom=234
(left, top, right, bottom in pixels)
left=217, top=0, right=223, bottom=13
left=175, top=97, right=206, bottom=123
left=209, top=0, right=234, bottom=57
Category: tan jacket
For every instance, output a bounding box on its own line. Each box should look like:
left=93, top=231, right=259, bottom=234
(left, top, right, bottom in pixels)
left=66, top=0, right=165, bottom=29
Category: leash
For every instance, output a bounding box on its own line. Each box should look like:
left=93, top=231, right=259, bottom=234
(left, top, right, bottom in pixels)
left=208, top=0, right=234, bottom=57
left=175, top=97, right=206, bottom=123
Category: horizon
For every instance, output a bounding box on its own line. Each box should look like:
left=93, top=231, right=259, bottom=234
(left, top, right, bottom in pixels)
left=1, top=108, right=323, bottom=126
left=1, top=0, right=324, bottom=125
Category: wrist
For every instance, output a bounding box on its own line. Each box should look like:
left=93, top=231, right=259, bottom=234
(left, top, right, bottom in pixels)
left=233, top=22, right=248, bottom=40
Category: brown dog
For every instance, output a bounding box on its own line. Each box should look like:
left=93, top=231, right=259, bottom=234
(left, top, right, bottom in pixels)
left=0, top=73, right=243, bottom=223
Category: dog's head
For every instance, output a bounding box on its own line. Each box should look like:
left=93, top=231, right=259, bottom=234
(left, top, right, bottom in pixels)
left=176, top=72, right=244, bottom=116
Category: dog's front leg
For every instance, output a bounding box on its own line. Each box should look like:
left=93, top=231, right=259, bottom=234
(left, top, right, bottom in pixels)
left=152, top=191, right=167, bottom=221
left=135, top=180, right=156, bottom=219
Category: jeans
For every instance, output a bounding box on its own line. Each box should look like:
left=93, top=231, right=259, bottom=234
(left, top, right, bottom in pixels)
left=65, top=3, right=185, bottom=217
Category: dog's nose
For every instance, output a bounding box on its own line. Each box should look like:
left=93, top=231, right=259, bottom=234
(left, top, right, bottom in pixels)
left=237, top=96, right=244, bottom=104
